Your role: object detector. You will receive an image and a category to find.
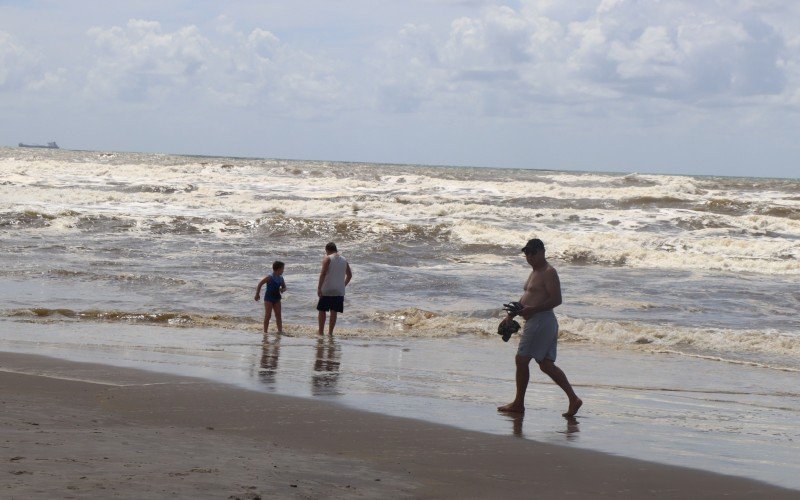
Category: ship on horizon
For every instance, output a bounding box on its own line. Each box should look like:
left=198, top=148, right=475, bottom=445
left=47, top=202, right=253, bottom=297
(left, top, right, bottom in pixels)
left=18, top=141, right=59, bottom=149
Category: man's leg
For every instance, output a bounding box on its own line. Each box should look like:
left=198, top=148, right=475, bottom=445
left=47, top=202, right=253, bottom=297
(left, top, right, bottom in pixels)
left=497, top=355, right=532, bottom=413
left=328, top=311, right=337, bottom=335
left=318, top=310, right=326, bottom=336
left=538, top=359, right=582, bottom=417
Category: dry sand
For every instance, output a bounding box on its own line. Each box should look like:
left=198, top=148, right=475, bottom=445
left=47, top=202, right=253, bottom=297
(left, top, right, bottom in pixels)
left=2, top=352, right=795, bottom=499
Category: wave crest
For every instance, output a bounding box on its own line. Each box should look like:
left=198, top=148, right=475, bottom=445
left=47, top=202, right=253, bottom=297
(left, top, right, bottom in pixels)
left=4, top=307, right=798, bottom=369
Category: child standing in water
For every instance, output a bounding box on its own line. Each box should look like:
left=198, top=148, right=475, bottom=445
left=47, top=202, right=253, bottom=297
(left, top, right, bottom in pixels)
left=254, top=261, right=287, bottom=334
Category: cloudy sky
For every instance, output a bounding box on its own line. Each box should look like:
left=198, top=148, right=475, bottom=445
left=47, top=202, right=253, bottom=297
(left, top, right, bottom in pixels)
left=1, top=0, right=799, bottom=177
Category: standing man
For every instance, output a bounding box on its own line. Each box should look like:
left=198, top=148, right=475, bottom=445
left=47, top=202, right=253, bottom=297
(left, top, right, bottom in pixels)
left=498, top=238, right=582, bottom=417
left=317, top=242, right=352, bottom=335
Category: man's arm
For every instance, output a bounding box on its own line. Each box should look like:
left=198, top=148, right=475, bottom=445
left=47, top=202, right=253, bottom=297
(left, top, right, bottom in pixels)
left=317, top=257, right=330, bottom=297
left=344, top=263, right=352, bottom=286
left=520, top=269, right=562, bottom=319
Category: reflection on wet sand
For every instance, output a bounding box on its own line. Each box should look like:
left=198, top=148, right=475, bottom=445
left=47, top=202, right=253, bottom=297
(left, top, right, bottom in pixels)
left=559, top=416, right=580, bottom=441
left=503, top=414, right=580, bottom=440
left=507, top=414, right=524, bottom=437
left=312, top=336, right=341, bottom=396
left=259, top=333, right=280, bottom=385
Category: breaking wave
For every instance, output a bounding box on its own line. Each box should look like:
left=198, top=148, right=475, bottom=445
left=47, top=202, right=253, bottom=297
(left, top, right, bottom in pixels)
left=1, top=148, right=798, bottom=373
left=4, top=308, right=251, bottom=328
left=5, top=306, right=798, bottom=370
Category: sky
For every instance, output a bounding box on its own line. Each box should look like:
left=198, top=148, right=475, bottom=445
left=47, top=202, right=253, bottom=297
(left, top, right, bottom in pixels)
left=1, top=0, right=799, bottom=178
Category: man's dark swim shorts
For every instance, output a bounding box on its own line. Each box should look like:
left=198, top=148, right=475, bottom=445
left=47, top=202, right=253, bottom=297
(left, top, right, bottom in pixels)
left=316, top=296, right=344, bottom=313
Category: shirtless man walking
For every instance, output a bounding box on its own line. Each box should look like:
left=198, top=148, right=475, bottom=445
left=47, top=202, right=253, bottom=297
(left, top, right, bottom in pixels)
left=498, top=238, right=582, bottom=417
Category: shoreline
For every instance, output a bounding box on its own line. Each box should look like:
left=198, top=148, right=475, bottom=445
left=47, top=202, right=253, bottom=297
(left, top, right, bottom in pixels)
left=3, top=351, right=797, bottom=498
left=3, top=320, right=800, bottom=489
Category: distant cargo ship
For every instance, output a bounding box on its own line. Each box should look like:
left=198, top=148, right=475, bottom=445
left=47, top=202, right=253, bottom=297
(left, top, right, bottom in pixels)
left=19, top=141, right=59, bottom=149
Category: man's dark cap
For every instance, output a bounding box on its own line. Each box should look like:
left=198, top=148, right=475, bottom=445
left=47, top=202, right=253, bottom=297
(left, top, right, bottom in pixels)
left=521, top=238, right=545, bottom=254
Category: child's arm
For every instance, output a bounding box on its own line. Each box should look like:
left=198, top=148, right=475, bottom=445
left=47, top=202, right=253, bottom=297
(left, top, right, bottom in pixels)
left=254, top=276, right=270, bottom=301
left=280, top=280, right=287, bottom=293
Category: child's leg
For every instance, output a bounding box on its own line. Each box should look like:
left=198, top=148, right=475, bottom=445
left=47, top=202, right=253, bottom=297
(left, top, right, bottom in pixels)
left=274, top=301, right=283, bottom=333
left=263, top=301, right=273, bottom=333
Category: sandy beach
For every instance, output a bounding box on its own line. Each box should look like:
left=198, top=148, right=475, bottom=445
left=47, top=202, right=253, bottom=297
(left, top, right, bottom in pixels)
left=2, top=351, right=796, bottom=499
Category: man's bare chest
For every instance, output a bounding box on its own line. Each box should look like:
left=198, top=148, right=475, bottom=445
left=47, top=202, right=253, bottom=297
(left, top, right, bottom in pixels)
left=524, top=272, right=547, bottom=293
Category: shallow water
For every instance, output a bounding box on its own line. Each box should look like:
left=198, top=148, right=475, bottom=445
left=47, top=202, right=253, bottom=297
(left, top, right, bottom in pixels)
left=1, top=147, right=799, bottom=370
left=2, top=320, right=798, bottom=489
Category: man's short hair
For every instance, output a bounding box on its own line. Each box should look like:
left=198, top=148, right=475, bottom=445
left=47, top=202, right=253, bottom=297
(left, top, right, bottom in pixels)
left=272, top=260, right=284, bottom=271
left=521, top=238, right=545, bottom=254
left=325, top=242, right=338, bottom=253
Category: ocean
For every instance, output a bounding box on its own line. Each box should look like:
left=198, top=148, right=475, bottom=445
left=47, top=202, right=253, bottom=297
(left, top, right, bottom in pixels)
left=1, top=147, right=799, bottom=487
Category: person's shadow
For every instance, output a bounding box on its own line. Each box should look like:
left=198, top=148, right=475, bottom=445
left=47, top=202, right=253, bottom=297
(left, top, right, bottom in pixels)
left=312, top=336, right=341, bottom=396
left=258, top=333, right=281, bottom=385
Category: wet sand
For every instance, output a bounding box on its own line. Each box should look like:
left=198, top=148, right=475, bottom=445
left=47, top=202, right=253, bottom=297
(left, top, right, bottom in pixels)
left=2, top=352, right=796, bottom=499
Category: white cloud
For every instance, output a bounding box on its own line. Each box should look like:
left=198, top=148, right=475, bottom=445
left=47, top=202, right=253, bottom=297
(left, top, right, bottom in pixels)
left=0, top=31, right=68, bottom=97
left=83, top=19, right=346, bottom=117
left=85, top=21, right=210, bottom=101
left=368, top=24, right=444, bottom=113
left=370, top=0, right=799, bottom=117
left=10, top=3, right=797, bottom=122
left=0, top=31, right=40, bottom=90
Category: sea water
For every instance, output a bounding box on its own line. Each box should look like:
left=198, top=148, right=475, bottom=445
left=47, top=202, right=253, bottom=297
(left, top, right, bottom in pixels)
left=1, top=147, right=799, bottom=487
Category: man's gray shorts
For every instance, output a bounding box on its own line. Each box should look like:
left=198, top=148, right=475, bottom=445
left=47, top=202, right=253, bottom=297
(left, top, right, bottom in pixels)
left=517, top=310, right=558, bottom=362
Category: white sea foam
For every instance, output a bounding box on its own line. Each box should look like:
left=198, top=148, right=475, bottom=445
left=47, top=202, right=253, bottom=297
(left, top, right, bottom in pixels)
left=368, top=309, right=800, bottom=369
left=2, top=154, right=798, bottom=275
left=558, top=316, right=800, bottom=365
left=8, top=305, right=795, bottom=369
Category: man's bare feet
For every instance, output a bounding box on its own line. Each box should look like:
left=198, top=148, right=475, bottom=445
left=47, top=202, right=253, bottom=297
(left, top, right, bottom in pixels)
left=497, top=402, right=525, bottom=414
left=563, top=398, right=582, bottom=417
